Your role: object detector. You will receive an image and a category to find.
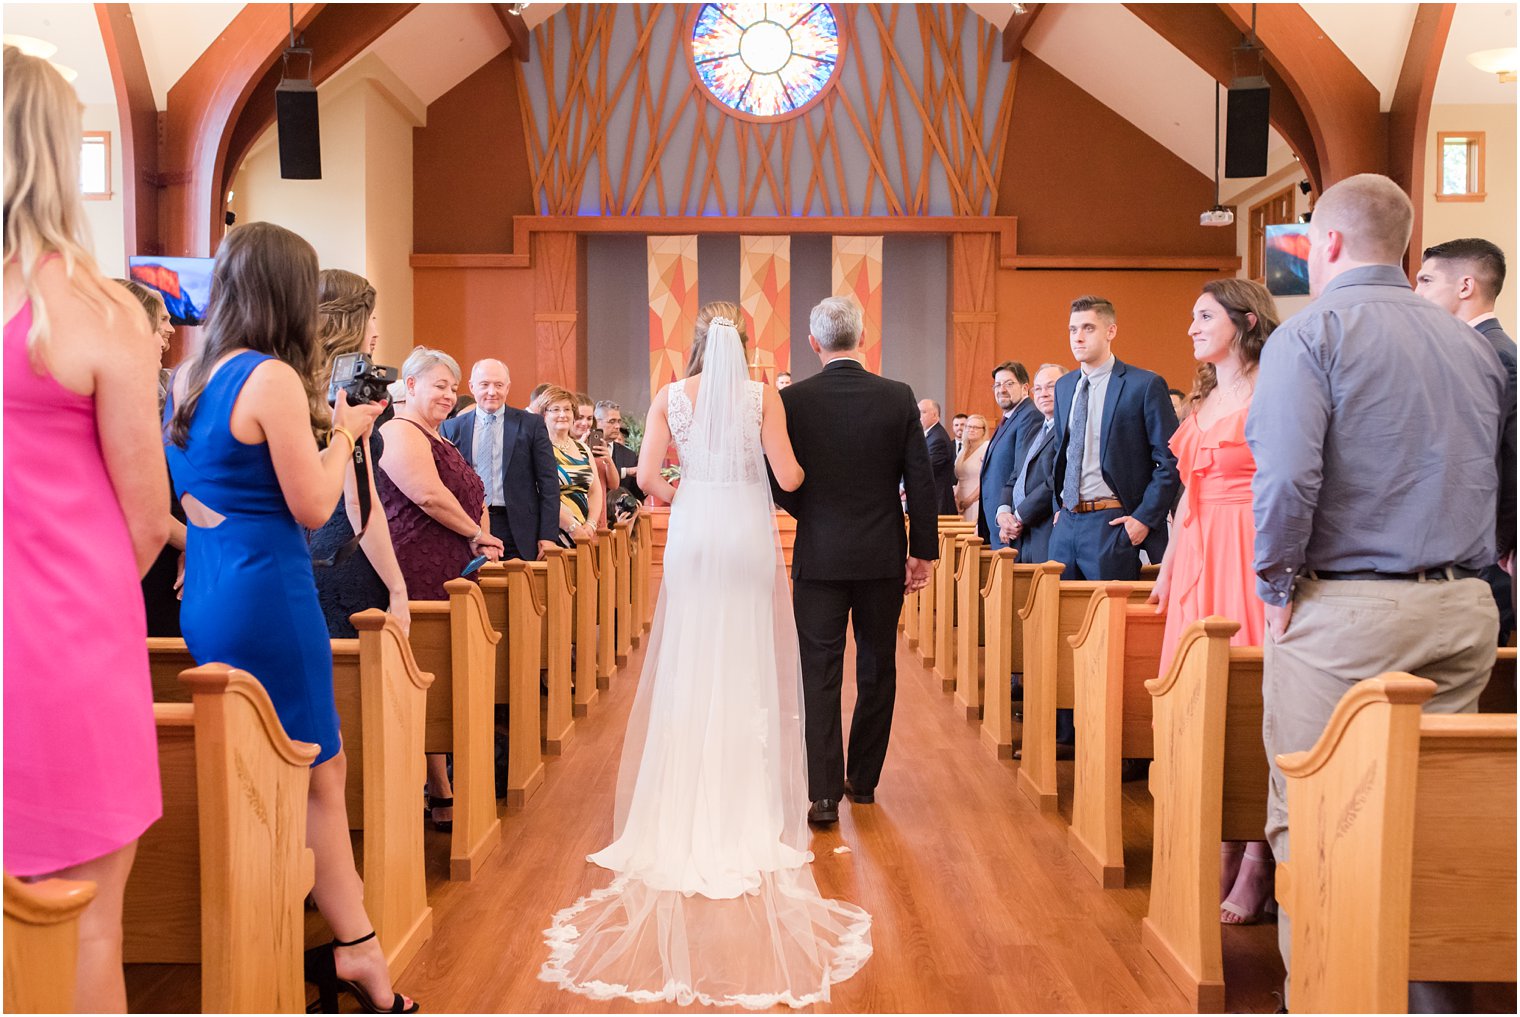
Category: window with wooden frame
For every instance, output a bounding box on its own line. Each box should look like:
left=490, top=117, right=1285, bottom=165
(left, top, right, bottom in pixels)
left=80, top=131, right=111, bottom=200
left=1436, top=131, right=1485, bottom=202
left=1248, top=185, right=1296, bottom=282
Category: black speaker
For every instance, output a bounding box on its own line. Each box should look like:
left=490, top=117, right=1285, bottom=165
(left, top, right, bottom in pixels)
left=1225, top=80, right=1270, bottom=178
left=276, top=78, right=321, bottom=180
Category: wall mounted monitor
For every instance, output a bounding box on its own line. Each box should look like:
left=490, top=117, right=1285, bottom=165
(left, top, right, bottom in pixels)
left=128, top=256, right=214, bottom=326
left=1264, top=223, right=1310, bottom=297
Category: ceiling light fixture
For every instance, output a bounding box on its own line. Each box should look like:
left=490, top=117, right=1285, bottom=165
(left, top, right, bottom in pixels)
left=3, top=33, right=58, bottom=59
left=1468, top=47, right=1517, bottom=84
left=507, top=2, right=531, bottom=15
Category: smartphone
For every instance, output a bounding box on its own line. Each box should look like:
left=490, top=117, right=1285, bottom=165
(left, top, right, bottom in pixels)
left=588, top=427, right=605, bottom=447
left=461, top=554, right=488, bottom=577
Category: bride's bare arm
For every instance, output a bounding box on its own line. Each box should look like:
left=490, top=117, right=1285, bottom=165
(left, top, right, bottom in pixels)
left=761, top=386, right=804, bottom=492
left=637, top=385, right=680, bottom=503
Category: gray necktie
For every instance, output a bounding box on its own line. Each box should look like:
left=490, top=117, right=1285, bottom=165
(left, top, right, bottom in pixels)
left=478, top=411, right=498, bottom=503
left=1061, top=376, right=1090, bottom=510
left=1011, top=420, right=1053, bottom=509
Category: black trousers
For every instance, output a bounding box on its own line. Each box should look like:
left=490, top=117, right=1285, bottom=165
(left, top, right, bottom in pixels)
left=793, top=576, right=903, bottom=802
left=488, top=506, right=529, bottom=561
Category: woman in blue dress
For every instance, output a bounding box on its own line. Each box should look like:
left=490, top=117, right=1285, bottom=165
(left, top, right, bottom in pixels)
left=165, top=222, right=416, bottom=1013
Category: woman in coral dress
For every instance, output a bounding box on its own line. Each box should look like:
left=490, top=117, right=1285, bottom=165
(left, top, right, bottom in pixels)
left=1150, top=278, right=1278, bottom=926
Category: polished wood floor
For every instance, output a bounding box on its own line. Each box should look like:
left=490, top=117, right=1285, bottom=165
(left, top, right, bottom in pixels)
left=128, top=632, right=1289, bottom=1014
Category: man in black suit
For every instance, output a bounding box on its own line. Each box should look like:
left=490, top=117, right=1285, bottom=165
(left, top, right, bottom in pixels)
left=594, top=399, right=644, bottom=511
left=1048, top=296, right=1181, bottom=582
left=439, top=358, right=561, bottom=561
left=996, top=363, right=1064, bottom=564
left=775, top=297, right=939, bottom=826
left=1416, top=237, right=1518, bottom=642
left=918, top=398, right=957, bottom=515
left=977, top=361, right=1043, bottom=549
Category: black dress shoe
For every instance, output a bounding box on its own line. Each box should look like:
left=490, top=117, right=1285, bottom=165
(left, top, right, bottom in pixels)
left=808, top=799, right=839, bottom=825
left=1119, top=758, right=1150, bottom=783
left=843, top=780, right=874, bottom=805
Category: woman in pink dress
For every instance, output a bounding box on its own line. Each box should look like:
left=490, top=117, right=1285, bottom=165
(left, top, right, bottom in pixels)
left=1149, top=278, right=1278, bottom=926
left=3, top=47, right=171, bottom=1010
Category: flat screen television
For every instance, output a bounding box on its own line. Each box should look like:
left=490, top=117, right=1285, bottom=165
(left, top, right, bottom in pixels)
left=1264, top=223, right=1310, bottom=297
left=128, top=255, right=213, bottom=326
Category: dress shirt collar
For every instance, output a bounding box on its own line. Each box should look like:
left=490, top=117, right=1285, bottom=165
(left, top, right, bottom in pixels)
left=1318, top=263, right=1413, bottom=298
left=477, top=406, right=502, bottom=423
left=823, top=356, right=865, bottom=370
left=1469, top=310, right=1500, bottom=329
left=1079, top=355, right=1116, bottom=381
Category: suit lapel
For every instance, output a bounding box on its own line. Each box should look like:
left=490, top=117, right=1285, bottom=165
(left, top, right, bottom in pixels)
left=456, top=410, right=475, bottom=459
left=1099, top=359, right=1127, bottom=464
left=499, top=409, right=522, bottom=478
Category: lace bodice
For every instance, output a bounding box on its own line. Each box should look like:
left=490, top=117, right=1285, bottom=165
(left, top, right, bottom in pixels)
left=668, top=379, right=765, bottom=484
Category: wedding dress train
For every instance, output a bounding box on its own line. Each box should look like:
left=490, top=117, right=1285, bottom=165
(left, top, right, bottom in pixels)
left=540, top=322, right=872, bottom=1009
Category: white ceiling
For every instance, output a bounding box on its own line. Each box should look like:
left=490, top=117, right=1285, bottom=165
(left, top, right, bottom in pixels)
left=359, top=2, right=511, bottom=108
left=130, top=3, right=242, bottom=111
left=1302, top=3, right=1417, bottom=112
left=1435, top=2, right=1519, bottom=104
left=3, top=3, right=116, bottom=105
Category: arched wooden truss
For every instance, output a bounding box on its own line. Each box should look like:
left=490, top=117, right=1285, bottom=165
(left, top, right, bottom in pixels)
left=516, top=3, right=1021, bottom=218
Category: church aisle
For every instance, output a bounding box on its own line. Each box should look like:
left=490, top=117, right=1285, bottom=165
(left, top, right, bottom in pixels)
left=392, top=633, right=1283, bottom=1014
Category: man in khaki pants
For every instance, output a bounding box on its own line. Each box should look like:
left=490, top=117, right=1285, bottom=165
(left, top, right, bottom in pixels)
left=1245, top=174, right=1511, bottom=1011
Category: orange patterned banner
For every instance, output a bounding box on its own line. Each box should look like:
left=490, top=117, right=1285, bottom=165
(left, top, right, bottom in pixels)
left=648, top=235, right=699, bottom=396
left=831, top=236, right=884, bottom=373
left=739, top=236, right=790, bottom=384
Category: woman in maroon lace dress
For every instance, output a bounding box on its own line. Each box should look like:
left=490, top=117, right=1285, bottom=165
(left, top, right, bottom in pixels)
left=377, top=345, right=503, bottom=828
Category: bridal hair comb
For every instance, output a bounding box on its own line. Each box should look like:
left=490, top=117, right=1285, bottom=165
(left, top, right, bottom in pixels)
left=710, top=315, right=737, bottom=328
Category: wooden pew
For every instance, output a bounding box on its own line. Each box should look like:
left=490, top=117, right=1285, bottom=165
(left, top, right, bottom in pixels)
left=980, top=555, right=1041, bottom=759
left=409, top=580, right=505, bottom=879
left=1067, top=584, right=1166, bottom=888
left=613, top=519, right=634, bottom=665
left=1277, top=675, right=1516, bottom=1014
left=622, top=518, right=641, bottom=651
left=124, top=664, right=317, bottom=1013
left=1017, top=569, right=1153, bottom=812
left=148, top=612, right=434, bottom=972
left=5, top=873, right=95, bottom=1013
left=472, top=566, right=547, bottom=808
left=528, top=549, right=575, bottom=753
left=569, top=537, right=600, bottom=715
left=933, top=528, right=977, bottom=692
left=1142, top=625, right=1513, bottom=1011
left=953, top=535, right=994, bottom=720
left=633, top=512, right=653, bottom=632
left=917, top=518, right=974, bottom=668
left=595, top=527, right=617, bottom=688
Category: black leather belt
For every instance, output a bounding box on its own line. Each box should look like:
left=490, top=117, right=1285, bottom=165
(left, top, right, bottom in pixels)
left=1309, top=566, right=1481, bottom=582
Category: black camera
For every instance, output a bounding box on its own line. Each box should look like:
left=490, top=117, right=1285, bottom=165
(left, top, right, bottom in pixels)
left=327, top=352, right=398, bottom=406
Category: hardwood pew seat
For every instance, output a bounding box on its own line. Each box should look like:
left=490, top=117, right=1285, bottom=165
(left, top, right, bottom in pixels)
left=124, top=665, right=317, bottom=1013
left=475, top=562, right=549, bottom=803
left=979, top=554, right=1041, bottom=758
left=1277, top=675, right=1516, bottom=1014
left=917, top=518, right=975, bottom=668
left=953, top=535, right=995, bottom=720
left=613, top=518, right=635, bottom=665
left=5, top=873, right=96, bottom=1013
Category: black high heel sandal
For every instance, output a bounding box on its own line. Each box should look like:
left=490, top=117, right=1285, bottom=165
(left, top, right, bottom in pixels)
left=426, top=793, right=453, bottom=833
left=305, top=930, right=419, bottom=1014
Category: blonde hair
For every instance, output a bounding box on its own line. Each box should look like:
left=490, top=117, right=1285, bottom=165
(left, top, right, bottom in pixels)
left=532, top=384, right=575, bottom=416
left=313, top=269, right=377, bottom=440
left=686, top=301, right=748, bottom=375
left=116, top=278, right=165, bottom=330
left=956, top=413, right=990, bottom=466
left=4, top=46, right=130, bottom=371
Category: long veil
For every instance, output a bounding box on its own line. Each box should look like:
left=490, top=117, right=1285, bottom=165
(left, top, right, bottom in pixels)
left=540, top=320, right=872, bottom=1009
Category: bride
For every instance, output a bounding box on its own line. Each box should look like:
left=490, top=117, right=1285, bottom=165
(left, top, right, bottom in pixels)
left=539, top=303, right=872, bottom=1008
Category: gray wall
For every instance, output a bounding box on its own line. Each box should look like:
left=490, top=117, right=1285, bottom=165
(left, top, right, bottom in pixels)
left=586, top=233, right=950, bottom=419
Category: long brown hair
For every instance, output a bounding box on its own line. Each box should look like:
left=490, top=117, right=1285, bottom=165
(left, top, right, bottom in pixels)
left=313, top=268, right=377, bottom=439
left=685, top=301, right=748, bottom=376
left=168, top=222, right=322, bottom=447
left=4, top=46, right=135, bottom=370
left=1188, top=278, right=1279, bottom=407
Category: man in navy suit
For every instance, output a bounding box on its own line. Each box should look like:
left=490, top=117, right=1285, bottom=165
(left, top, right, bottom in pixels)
left=978, top=361, right=1042, bottom=549
left=1415, top=237, right=1517, bottom=643
left=1048, top=296, right=1180, bottom=582
left=440, top=358, right=561, bottom=561
left=996, top=363, right=1064, bottom=564
left=918, top=398, right=957, bottom=515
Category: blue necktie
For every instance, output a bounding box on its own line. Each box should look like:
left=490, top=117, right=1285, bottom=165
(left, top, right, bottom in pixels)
left=479, top=412, right=499, bottom=505
left=1061, top=376, right=1090, bottom=511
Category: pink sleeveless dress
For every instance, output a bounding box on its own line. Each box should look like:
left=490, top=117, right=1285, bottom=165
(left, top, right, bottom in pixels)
left=1157, top=406, right=1266, bottom=676
left=3, top=299, right=162, bottom=875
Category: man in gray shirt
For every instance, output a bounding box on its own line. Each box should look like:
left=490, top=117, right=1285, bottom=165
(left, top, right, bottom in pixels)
left=1245, top=173, right=1508, bottom=1007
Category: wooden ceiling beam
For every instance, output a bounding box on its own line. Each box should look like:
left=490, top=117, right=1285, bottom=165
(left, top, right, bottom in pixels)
left=1389, top=3, right=1456, bottom=274
left=1001, top=3, right=1044, bottom=61
left=1123, top=2, right=1323, bottom=193
left=94, top=4, right=158, bottom=257
left=493, top=4, right=532, bottom=63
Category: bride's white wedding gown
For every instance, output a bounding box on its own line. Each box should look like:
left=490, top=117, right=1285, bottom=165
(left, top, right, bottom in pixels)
left=540, top=323, right=872, bottom=1009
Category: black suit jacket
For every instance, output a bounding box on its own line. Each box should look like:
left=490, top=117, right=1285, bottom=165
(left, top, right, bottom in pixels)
left=1050, top=358, right=1180, bottom=561
left=775, top=360, right=939, bottom=581
left=610, top=441, right=644, bottom=503
left=924, top=421, right=956, bottom=515
left=1011, top=420, right=1059, bottom=563
left=1476, top=317, right=1518, bottom=558
left=439, top=405, right=560, bottom=554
